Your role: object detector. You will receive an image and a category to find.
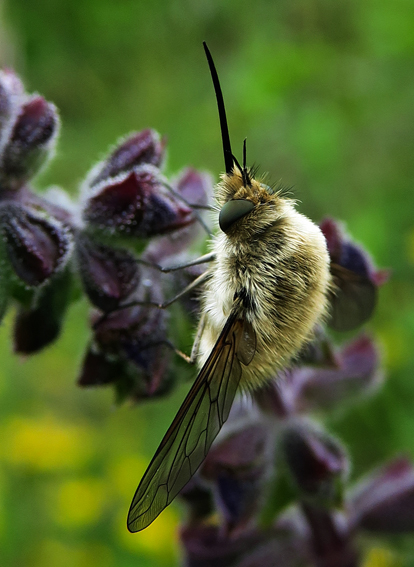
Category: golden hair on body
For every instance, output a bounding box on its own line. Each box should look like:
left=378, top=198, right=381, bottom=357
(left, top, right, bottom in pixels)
left=199, top=168, right=331, bottom=390
left=127, top=43, right=331, bottom=533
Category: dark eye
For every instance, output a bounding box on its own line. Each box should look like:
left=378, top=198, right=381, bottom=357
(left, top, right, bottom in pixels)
left=219, top=199, right=255, bottom=233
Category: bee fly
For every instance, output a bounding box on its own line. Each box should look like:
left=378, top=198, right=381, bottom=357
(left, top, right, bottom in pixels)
left=127, top=42, right=337, bottom=532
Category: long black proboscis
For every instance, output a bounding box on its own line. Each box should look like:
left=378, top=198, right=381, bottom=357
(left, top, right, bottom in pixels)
left=203, top=42, right=234, bottom=174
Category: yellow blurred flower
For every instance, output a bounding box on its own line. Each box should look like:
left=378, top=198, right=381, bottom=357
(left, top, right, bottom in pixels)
left=362, top=546, right=402, bottom=567
left=52, top=477, right=108, bottom=528
left=0, top=414, right=95, bottom=471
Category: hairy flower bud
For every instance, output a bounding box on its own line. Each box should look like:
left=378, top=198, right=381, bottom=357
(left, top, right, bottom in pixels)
left=350, top=458, right=414, bottom=533
left=282, top=420, right=348, bottom=505
left=181, top=525, right=270, bottom=567
left=0, top=69, right=24, bottom=137
left=83, top=168, right=193, bottom=237
left=301, top=504, right=358, bottom=567
left=174, top=168, right=212, bottom=208
left=90, top=129, right=165, bottom=186
left=13, top=268, right=73, bottom=353
left=201, top=417, right=274, bottom=533
left=1, top=96, right=59, bottom=188
left=76, top=234, right=140, bottom=311
left=82, top=266, right=173, bottom=400
left=78, top=346, right=127, bottom=387
left=0, top=203, right=72, bottom=286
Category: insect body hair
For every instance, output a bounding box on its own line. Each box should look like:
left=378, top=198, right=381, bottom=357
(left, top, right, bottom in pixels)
left=198, top=170, right=332, bottom=391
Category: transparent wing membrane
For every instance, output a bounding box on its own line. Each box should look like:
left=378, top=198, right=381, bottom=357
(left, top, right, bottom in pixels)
left=127, top=302, right=256, bottom=532
left=329, top=263, right=377, bottom=332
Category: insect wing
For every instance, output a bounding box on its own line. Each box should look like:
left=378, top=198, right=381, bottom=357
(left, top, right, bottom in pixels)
left=328, top=263, right=377, bottom=332
left=127, top=307, right=256, bottom=532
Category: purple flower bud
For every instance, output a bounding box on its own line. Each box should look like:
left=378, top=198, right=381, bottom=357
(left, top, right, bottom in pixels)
left=297, top=327, right=336, bottom=367
left=286, top=334, right=381, bottom=413
left=235, top=521, right=312, bottom=567
left=0, top=203, right=72, bottom=286
left=138, top=168, right=214, bottom=262
left=201, top=420, right=275, bottom=533
left=13, top=268, right=73, bottom=353
left=89, top=272, right=173, bottom=399
left=78, top=345, right=126, bottom=387
left=181, top=525, right=270, bottom=567
left=320, top=218, right=342, bottom=261
left=349, top=457, right=414, bottom=533
left=90, top=129, right=165, bottom=186
left=179, top=477, right=215, bottom=524
left=320, top=218, right=388, bottom=287
left=0, top=69, right=24, bottom=131
left=282, top=420, right=348, bottom=505
left=1, top=96, right=59, bottom=188
left=76, top=234, right=140, bottom=311
left=121, top=337, right=172, bottom=399
left=174, top=168, right=213, bottom=209
left=83, top=168, right=194, bottom=237
left=301, top=504, right=358, bottom=567
left=78, top=308, right=173, bottom=402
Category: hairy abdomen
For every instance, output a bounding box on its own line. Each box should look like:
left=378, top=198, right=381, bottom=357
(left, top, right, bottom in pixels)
left=197, top=210, right=331, bottom=391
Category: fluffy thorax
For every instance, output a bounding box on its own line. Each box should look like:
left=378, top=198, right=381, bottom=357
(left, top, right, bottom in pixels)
left=197, top=170, right=332, bottom=391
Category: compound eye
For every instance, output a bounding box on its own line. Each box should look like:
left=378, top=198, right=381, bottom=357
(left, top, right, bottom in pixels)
left=219, top=199, right=255, bottom=233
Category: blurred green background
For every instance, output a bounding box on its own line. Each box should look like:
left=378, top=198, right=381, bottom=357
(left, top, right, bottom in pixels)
left=0, top=0, right=413, bottom=565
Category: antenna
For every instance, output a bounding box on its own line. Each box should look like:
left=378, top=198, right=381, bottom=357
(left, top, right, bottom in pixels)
left=242, top=138, right=251, bottom=186
left=203, top=42, right=234, bottom=174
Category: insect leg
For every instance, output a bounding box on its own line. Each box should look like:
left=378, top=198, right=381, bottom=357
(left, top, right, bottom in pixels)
left=94, top=270, right=211, bottom=332
left=161, top=181, right=214, bottom=236
left=135, top=252, right=216, bottom=273
left=146, top=315, right=207, bottom=367
left=130, top=338, right=194, bottom=364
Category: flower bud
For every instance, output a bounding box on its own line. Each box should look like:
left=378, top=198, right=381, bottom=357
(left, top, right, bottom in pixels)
left=1, top=96, right=59, bottom=188
left=0, top=203, right=72, bottom=286
left=13, top=268, right=73, bottom=353
left=0, top=69, right=24, bottom=134
left=349, top=457, right=414, bottom=533
left=78, top=345, right=126, bottom=387
left=201, top=420, right=274, bottom=533
left=235, top=530, right=307, bottom=567
left=282, top=420, right=348, bottom=506
left=320, top=218, right=342, bottom=261
left=174, top=168, right=213, bottom=209
left=301, top=504, right=358, bottom=567
left=83, top=168, right=194, bottom=237
left=88, top=271, right=173, bottom=400
left=181, top=525, right=269, bottom=567
left=76, top=234, right=140, bottom=311
left=90, top=129, right=165, bottom=186
left=116, top=302, right=172, bottom=398
left=179, top=477, right=215, bottom=524
left=281, top=334, right=381, bottom=413
left=140, top=168, right=214, bottom=261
